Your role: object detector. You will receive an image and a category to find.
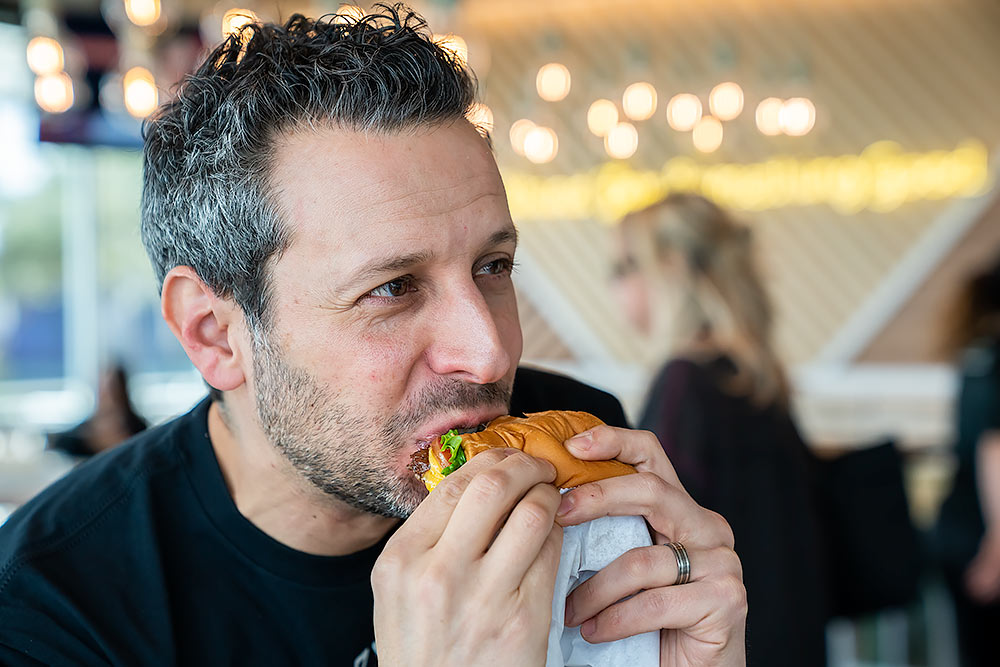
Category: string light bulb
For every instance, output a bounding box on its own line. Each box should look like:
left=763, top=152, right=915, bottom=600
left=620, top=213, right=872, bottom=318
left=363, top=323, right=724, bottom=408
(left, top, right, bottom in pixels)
left=666, top=93, right=702, bottom=132
left=779, top=97, right=816, bottom=136
left=709, top=82, right=743, bottom=121
left=124, top=0, right=161, bottom=27
left=509, top=119, right=536, bottom=156
left=34, top=72, right=73, bottom=113
left=123, top=66, right=158, bottom=118
left=605, top=122, right=638, bottom=159
left=755, top=97, right=783, bottom=136
left=222, top=9, right=258, bottom=38
left=587, top=99, right=618, bottom=137
left=692, top=116, right=723, bottom=153
left=536, top=63, right=571, bottom=102
left=523, top=126, right=558, bottom=164
left=333, top=5, right=365, bottom=23
left=26, top=37, right=64, bottom=76
left=622, top=82, right=657, bottom=121
left=467, top=102, right=493, bottom=136
left=434, top=34, right=468, bottom=67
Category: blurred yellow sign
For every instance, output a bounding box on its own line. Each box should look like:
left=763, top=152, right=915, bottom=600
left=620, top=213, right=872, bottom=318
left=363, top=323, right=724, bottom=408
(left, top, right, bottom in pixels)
left=503, top=140, right=991, bottom=222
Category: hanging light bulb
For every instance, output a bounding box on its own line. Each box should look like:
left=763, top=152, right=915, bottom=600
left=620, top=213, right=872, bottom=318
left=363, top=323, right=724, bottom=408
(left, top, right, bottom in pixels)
left=467, top=102, right=493, bottom=135
left=123, top=67, right=158, bottom=119
left=692, top=116, right=723, bottom=153
left=222, top=9, right=258, bottom=38
left=622, top=82, right=657, bottom=121
left=124, top=0, right=161, bottom=27
left=26, top=37, right=64, bottom=76
left=523, top=126, right=558, bottom=164
left=34, top=72, right=74, bottom=113
left=333, top=4, right=365, bottom=23
left=709, top=82, right=743, bottom=121
left=666, top=93, right=702, bottom=132
left=434, top=34, right=468, bottom=67
left=536, top=63, right=571, bottom=102
left=587, top=99, right=618, bottom=137
left=779, top=97, right=816, bottom=136
left=509, top=119, right=536, bottom=156
left=605, top=122, right=638, bottom=159
left=755, top=97, right=783, bottom=136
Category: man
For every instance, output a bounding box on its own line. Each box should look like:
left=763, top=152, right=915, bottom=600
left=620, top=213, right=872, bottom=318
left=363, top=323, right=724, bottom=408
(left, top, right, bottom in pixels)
left=0, top=8, right=746, bottom=665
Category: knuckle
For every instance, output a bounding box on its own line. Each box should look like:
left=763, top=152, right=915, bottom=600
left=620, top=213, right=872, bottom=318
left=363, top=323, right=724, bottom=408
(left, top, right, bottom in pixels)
left=588, top=424, right=613, bottom=441
left=466, top=470, right=509, bottom=503
left=719, top=547, right=744, bottom=580
left=623, top=546, right=655, bottom=581
left=634, top=472, right=668, bottom=511
left=637, top=429, right=662, bottom=449
left=581, top=479, right=607, bottom=505
left=641, top=588, right=672, bottom=619
left=436, top=476, right=467, bottom=504
left=714, top=573, right=748, bottom=609
left=417, top=562, right=452, bottom=598
left=706, top=509, right=736, bottom=548
left=370, top=551, right=402, bottom=589
left=514, top=499, right=554, bottom=532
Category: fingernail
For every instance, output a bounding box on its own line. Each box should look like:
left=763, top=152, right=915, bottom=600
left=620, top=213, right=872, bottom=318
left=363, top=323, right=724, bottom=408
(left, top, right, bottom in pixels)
left=568, top=430, right=593, bottom=450
left=581, top=618, right=596, bottom=638
left=557, top=493, right=575, bottom=517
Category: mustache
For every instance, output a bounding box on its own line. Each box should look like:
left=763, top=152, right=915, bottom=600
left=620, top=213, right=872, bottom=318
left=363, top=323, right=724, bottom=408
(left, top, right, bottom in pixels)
left=380, top=379, right=513, bottom=439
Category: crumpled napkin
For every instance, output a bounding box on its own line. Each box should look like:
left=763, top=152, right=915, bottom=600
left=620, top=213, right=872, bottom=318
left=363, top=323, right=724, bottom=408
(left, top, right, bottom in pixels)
left=546, top=514, right=660, bottom=666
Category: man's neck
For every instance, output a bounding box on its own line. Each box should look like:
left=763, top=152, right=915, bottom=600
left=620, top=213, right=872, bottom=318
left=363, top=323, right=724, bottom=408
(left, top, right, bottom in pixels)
left=207, top=400, right=399, bottom=556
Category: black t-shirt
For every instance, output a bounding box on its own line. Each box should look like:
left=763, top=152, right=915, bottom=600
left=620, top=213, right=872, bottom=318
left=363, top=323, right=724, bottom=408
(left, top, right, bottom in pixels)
left=0, top=368, right=626, bottom=666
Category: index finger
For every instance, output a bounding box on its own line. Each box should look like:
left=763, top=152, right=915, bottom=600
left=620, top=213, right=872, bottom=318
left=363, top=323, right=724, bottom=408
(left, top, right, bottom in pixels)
left=564, top=425, right=687, bottom=494
left=393, top=448, right=518, bottom=550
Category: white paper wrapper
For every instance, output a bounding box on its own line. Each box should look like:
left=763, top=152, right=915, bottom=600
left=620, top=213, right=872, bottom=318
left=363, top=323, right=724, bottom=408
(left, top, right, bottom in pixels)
left=546, top=514, right=660, bottom=666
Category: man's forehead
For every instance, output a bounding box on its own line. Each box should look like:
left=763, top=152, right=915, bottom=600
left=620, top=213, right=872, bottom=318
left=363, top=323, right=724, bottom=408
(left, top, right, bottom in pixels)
left=269, top=122, right=505, bottom=228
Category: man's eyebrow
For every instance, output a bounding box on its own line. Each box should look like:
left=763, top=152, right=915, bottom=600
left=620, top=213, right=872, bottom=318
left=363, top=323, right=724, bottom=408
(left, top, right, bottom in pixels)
left=333, top=225, right=517, bottom=299
left=337, top=250, right=433, bottom=296
left=486, top=226, right=518, bottom=251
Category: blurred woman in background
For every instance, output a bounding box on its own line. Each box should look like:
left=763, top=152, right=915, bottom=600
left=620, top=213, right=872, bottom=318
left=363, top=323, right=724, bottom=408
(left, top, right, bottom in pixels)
left=934, top=250, right=1000, bottom=667
left=612, top=193, right=828, bottom=667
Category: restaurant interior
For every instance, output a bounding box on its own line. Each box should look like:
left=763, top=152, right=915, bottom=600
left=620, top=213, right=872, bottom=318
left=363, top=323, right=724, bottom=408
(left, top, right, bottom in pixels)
left=1, top=0, right=999, bottom=664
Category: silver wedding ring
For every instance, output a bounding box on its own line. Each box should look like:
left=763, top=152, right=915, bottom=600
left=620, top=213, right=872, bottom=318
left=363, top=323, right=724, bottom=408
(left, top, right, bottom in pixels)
left=664, top=541, right=691, bottom=585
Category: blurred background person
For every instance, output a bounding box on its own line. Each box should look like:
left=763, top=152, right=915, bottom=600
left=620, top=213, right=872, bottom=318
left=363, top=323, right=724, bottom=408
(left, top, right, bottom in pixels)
left=933, top=249, right=1000, bottom=667
left=47, top=363, right=147, bottom=457
left=611, top=193, right=828, bottom=667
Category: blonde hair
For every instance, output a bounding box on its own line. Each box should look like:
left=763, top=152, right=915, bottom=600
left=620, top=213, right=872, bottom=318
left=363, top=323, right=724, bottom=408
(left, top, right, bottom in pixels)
left=621, top=193, right=789, bottom=407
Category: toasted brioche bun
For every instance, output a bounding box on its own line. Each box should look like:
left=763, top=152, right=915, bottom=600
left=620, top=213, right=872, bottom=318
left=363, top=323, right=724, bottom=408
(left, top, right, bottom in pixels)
left=421, top=410, right=636, bottom=491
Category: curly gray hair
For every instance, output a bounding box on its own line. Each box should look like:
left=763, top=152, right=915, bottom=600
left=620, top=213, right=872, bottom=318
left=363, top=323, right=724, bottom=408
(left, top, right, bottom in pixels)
left=140, top=4, right=477, bottom=338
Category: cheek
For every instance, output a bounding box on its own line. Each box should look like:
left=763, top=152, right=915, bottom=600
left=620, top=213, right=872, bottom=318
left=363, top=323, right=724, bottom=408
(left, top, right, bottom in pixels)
left=491, top=290, right=523, bottom=366
left=350, top=330, right=422, bottom=390
left=615, top=278, right=651, bottom=333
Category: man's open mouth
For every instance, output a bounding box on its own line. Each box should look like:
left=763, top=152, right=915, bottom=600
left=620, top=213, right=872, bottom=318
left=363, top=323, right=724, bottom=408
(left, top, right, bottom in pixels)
left=406, top=422, right=490, bottom=475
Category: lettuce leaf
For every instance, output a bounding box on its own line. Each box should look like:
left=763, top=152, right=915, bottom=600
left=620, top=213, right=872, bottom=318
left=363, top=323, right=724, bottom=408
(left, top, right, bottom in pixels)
left=439, top=430, right=467, bottom=476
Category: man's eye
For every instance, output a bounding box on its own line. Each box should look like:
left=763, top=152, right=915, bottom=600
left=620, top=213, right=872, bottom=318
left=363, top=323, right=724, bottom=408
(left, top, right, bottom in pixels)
left=368, top=277, right=412, bottom=298
left=477, top=258, right=513, bottom=276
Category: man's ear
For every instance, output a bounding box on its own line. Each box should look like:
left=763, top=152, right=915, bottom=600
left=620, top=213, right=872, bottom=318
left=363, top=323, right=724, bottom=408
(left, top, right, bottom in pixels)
left=161, top=266, right=247, bottom=393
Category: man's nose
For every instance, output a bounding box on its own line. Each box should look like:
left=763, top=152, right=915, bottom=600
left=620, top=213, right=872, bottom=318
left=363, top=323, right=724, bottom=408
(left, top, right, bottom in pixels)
left=423, top=284, right=513, bottom=385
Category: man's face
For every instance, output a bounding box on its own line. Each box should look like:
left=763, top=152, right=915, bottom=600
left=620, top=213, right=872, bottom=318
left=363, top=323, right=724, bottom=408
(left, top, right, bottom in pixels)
left=252, top=121, right=522, bottom=518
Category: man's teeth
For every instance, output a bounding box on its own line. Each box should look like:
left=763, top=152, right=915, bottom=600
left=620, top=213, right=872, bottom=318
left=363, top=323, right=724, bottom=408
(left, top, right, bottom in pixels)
left=455, top=422, right=488, bottom=435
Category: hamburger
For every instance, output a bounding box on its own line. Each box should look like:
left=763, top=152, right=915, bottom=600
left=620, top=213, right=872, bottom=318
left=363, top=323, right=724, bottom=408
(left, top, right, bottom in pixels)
left=409, top=410, right=637, bottom=491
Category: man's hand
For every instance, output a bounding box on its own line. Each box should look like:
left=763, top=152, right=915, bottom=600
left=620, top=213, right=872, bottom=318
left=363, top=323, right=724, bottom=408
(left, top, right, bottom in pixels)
left=558, top=426, right=747, bottom=666
left=372, top=449, right=563, bottom=666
